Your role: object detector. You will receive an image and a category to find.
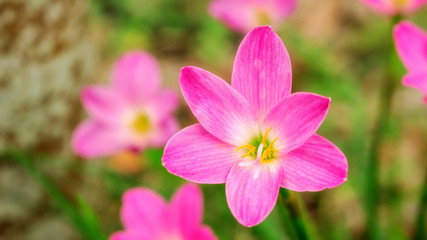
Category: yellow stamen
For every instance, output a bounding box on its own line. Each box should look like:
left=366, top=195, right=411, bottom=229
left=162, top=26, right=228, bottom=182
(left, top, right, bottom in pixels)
left=260, top=128, right=279, bottom=163
left=261, top=127, right=273, bottom=145
left=256, top=10, right=271, bottom=26
left=235, top=127, right=279, bottom=163
left=235, top=144, right=256, bottom=158
left=390, top=0, right=410, bottom=7
left=132, top=113, right=150, bottom=134
left=235, top=144, right=254, bottom=152
left=269, top=137, right=278, bottom=146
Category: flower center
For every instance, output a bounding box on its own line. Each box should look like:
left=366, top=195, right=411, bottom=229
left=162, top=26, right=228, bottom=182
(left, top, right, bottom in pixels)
left=132, top=112, right=150, bottom=134
left=256, top=10, right=271, bottom=26
left=388, top=0, right=410, bottom=7
left=235, top=127, right=279, bottom=164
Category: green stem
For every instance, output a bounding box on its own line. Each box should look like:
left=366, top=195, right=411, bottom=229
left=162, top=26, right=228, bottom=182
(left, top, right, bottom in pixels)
left=3, top=150, right=106, bottom=240
left=413, top=171, right=427, bottom=240
left=365, top=16, right=401, bottom=239
left=279, top=189, right=309, bottom=240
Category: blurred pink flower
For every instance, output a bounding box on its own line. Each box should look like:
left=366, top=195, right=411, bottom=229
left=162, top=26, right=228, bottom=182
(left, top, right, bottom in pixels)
left=361, top=0, right=427, bottom=16
left=110, top=183, right=217, bottom=240
left=72, top=51, right=179, bottom=159
left=163, top=26, right=348, bottom=227
left=209, top=0, right=296, bottom=33
left=394, top=21, right=427, bottom=104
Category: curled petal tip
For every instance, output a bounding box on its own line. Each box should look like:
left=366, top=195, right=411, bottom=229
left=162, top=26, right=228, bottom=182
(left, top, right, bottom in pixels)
left=321, top=96, right=332, bottom=107
left=181, top=65, right=196, bottom=71
left=317, top=95, right=331, bottom=107
left=180, top=66, right=198, bottom=77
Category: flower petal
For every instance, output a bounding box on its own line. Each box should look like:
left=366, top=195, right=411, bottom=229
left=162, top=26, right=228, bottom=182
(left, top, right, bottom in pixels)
left=232, top=26, right=292, bottom=121
left=112, top=51, right=161, bottom=103
left=226, top=162, right=282, bottom=227
left=72, top=120, right=124, bottom=158
left=393, top=21, right=427, bottom=72
left=405, top=0, right=427, bottom=13
left=145, top=89, right=179, bottom=123
left=193, top=226, right=218, bottom=240
left=120, top=188, right=167, bottom=234
left=270, top=0, right=297, bottom=18
left=169, top=184, right=203, bottom=238
left=209, top=0, right=254, bottom=32
left=150, top=116, right=179, bottom=148
left=360, top=0, right=396, bottom=15
left=402, top=72, right=427, bottom=95
left=281, top=134, right=348, bottom=192
left=163, top=124, right=237, bottom=184
left=81, top=86, right=126, bottom=126
left=263, top=92, right=330, bottom=152
left=179, top=66, right=257, bottom=145
left=110, top=231, right=153, bottom=240
left=209, top=0, right=296, bottom=33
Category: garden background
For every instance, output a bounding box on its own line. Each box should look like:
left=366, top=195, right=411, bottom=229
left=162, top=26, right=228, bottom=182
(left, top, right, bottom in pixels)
left=0, top=0, right=426, bottom=239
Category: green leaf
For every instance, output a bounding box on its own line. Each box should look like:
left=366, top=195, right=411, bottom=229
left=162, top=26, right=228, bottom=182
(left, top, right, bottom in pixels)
left=3, top=150, right=106, bottom=240
left=77, top=195, right=107, bottom=240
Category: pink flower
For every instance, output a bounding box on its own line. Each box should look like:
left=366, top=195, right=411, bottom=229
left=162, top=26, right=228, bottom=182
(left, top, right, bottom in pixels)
left=393, top=21, right=427, bottom=104
left=72, top=51, right=179, bottom=159
left=163, top=26, right=348, bottom=227
left=361, top=0, right=427, bottom=16
left=209, top=0, right=296, bottom=33
left=110, top=184, right=217, bottom=240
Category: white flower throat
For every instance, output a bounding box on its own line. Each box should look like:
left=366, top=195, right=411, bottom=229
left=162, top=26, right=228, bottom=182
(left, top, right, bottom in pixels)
left=235, top=127, right=279, bottom=164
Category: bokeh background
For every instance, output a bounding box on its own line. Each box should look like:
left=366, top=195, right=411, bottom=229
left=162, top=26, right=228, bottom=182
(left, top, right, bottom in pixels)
left=0, top=0, right=426, bottom=239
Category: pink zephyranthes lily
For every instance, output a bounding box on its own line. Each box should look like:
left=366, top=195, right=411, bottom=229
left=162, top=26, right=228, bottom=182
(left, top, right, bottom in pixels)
left=110, top=184, right=217, bottom=240
left=72, top=51, right=179, bottom=159
left=394, top=21, right=427, bottom=104
left=163, top=26, right=348, bottom=227
left=361, top=0, right=427, bottom=16
left=209, top=0, right=296, bottom=33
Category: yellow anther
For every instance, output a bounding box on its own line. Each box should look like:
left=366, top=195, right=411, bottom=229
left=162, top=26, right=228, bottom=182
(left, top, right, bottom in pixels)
left=235, top=144, right=254, bottom=152
left=391, top=0, right=409, bottom=6
left=260, top=132, right=279, bottom=163
left=235, top=144, right=256, bottom=158
left=242, top=148, right=256, bottom=158
left=260, top=146, right=279, bottom=163
left=256, top=10, right=271, bottom=26
left=261, top=127, right=273, bottom=145
left=270, top=137, right=278, bottom=146
left=236, top=127, right=280, bottom=162
left=133, top=113, right=150, bottom=134
left=261, top=150, right=267, bottom=162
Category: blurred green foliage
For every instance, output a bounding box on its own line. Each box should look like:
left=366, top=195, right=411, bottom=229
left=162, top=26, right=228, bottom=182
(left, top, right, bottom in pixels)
left=86, top=1, right=427, bottom=238
left=2, top=1, right=427, bottom=240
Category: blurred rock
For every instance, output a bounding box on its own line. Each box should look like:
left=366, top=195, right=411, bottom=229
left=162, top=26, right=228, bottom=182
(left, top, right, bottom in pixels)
left=0, top=0, right=96, bottom=155
left=0, top=165, right=43, bottom=221
left=25, top=216, right=78, bottom=240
